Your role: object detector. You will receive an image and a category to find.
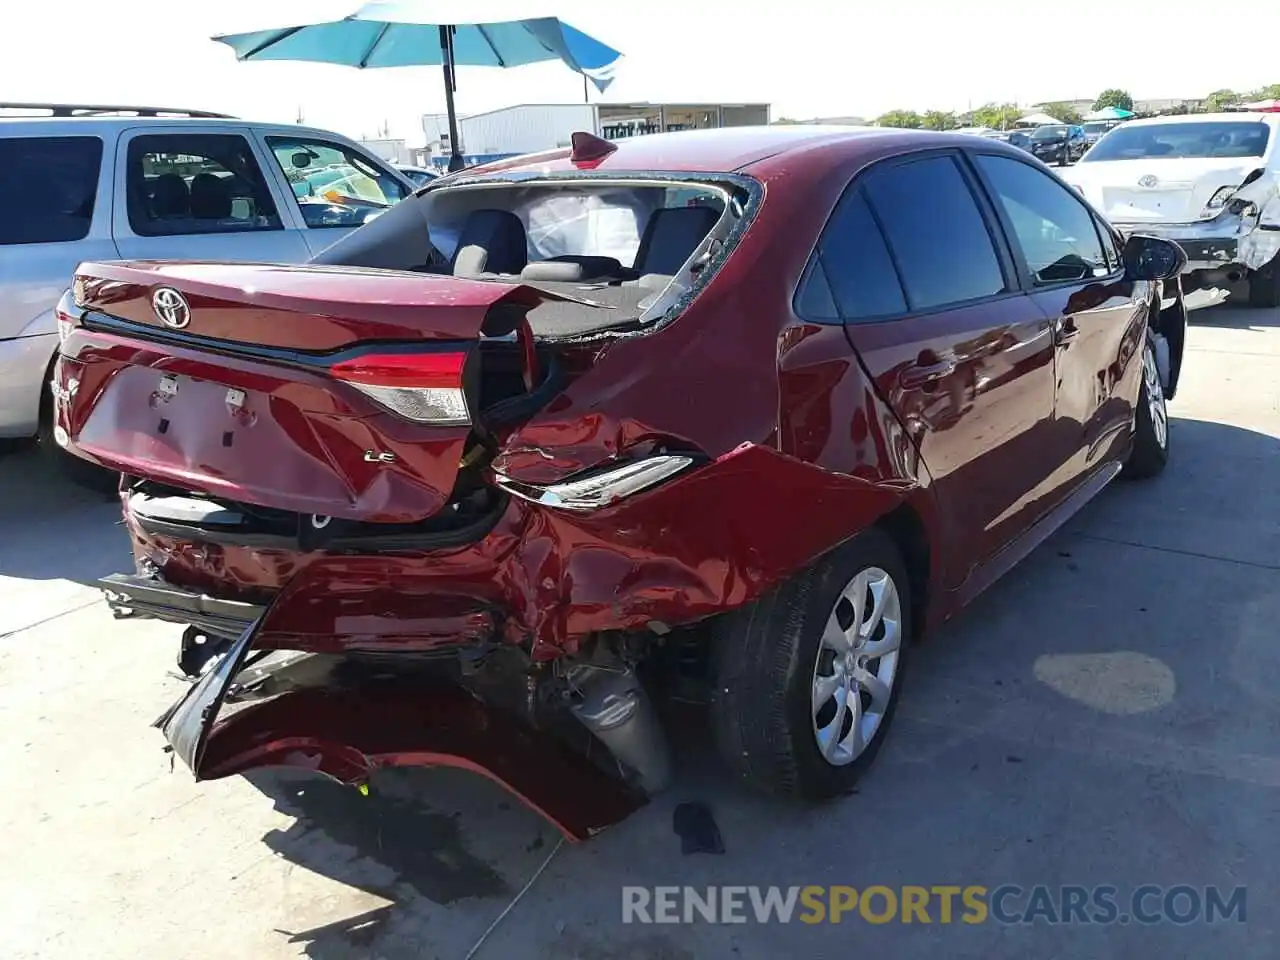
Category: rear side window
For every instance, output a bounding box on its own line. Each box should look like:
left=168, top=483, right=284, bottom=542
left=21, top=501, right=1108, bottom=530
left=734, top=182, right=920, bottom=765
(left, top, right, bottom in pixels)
left=862, top=155, right=1007, bottom=311
left=126, top=134, right=283, bottom=237
left=807, top=188, right=907, bottom=321
left=0, top=136, right=102, bottom=245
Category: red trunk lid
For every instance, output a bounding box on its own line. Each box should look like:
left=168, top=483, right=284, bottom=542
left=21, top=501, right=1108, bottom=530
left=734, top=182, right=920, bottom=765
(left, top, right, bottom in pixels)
left=74, top=260, right=550, bottom=347
left=59, top=261, right=562, bottom=523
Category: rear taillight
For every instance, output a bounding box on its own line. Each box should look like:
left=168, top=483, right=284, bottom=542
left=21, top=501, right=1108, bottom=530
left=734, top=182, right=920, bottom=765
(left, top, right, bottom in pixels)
left=494, top=455, right=696, bottom=512
left=329, top=350, right=471, bottom=425
left=1203, top=186, right=1236, bottom=214
left=55, top=289, right=80, bottom=344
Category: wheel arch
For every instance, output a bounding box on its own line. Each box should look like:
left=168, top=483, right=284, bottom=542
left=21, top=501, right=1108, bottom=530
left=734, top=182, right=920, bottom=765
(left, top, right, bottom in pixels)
left=873, top=500, right=933, bottom=643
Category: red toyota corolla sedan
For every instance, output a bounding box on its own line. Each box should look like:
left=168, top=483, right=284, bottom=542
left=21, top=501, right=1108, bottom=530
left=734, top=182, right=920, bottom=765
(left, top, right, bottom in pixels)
left=53, top=127, right=1187, bottom=840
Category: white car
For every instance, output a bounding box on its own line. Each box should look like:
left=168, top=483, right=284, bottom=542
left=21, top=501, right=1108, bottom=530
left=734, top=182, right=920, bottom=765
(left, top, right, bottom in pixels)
left=1065, top=112, right=1280, bottom=308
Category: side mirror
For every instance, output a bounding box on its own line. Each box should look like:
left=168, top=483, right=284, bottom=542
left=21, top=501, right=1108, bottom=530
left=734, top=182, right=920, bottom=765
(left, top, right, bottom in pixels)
left=1123, top=234, right=1187, bottom=281
left=291, top=151, right=312, bottom=169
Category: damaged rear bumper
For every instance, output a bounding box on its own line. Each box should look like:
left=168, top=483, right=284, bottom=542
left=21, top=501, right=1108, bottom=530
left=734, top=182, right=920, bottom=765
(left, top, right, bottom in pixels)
left=1112, top=214, right=1280, bottom=275
left=155, top=611, right=646, bottom=842
left=100, top=572, right=263, bottom=640
left=118, top=442, right=909, bottom=659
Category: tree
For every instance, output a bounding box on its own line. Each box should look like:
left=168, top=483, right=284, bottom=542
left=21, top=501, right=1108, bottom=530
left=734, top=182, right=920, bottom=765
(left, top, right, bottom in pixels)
left=876, top=110, right=923, bottom=129
left=1204, top=89, right=1241, bottom=112
left=1042, top=102, right=1083, bottom=124
left=1093, top=89, right=1134, bottom=112
left=970, top=102, right=1022, bottom=130
left=920, top=110, right=958, bottom=131
left=1246, top=83, right=1280, bottom=102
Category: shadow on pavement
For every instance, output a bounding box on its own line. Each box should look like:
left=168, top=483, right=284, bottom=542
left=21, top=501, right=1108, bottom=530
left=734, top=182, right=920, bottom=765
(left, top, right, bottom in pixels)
left=1190, top=298, right=1280, bottom=331
left=0, top=442, right=126, bottom=586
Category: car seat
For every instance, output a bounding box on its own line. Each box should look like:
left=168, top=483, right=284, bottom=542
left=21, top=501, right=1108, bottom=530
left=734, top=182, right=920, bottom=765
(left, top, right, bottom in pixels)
left=631, top=206, right=721, bottom=284
left=450, top=209, right=528, bottom=276
left=189, top=173, right=233, bottom=219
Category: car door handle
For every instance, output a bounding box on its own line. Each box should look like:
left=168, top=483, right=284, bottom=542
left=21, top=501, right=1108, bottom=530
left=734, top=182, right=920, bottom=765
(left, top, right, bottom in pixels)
left=900, top=356, right=957, bottom=389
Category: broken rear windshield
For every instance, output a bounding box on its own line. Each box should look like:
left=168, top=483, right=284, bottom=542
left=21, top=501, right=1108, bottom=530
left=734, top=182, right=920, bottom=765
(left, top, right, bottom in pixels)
left=309, top=175, right=755, bottom=337
left=1083, top=121, right=1270, bottom=161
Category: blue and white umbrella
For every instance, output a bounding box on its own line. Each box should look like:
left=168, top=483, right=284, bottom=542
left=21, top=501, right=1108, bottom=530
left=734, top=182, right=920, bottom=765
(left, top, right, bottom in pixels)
left=214, top=1, right=623, bottom=170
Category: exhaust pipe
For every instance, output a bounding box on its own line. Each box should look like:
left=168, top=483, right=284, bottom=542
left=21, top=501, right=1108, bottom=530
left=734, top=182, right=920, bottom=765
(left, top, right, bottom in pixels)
left=566, top=657, right=671, bottom=795
left=1196, top=267, right=1244, bottom=288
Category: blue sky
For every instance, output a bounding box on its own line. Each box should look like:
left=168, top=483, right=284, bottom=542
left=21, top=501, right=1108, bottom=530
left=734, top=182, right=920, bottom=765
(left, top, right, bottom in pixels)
left=7, top=0, right=1278, bottom=145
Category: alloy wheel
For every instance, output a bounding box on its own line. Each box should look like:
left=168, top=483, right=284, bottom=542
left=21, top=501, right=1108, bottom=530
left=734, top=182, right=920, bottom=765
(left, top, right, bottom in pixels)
left=1143, top=342, right=1168, bottom=450
left=811, top=566, right=903, bottom=766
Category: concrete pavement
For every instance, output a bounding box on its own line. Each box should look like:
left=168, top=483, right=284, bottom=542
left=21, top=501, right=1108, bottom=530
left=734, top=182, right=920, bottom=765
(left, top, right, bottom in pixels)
left=1, top=301, right=1277, bottom=959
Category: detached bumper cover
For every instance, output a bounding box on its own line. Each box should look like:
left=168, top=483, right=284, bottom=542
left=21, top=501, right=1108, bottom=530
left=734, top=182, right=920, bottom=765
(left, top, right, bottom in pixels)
left=156, top=612, right=645, bottom=841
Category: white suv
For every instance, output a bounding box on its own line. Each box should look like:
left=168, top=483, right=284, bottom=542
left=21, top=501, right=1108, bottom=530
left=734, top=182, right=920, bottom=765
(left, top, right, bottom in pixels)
left=0, top=102, right=415, bottom=466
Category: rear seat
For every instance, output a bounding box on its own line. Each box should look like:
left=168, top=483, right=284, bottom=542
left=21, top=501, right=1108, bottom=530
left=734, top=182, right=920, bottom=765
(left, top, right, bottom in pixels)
left=446, top=204, right=719, bottom=290
left=450, top=209, right=528, bottom=277
left=630, top=206, right=721, bottom=287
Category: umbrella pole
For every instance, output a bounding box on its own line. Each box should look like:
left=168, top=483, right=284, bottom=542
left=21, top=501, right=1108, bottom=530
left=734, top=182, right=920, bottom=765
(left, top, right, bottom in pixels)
left=438, top=25, right=464, bottom=173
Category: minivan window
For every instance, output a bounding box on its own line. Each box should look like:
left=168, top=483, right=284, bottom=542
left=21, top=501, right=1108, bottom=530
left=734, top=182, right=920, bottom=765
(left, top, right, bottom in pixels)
left=126, top=134, right=283, bottom=237
left=975, top=154, right=1110, bottom=284
left=0, top=136, right=102, bottom=245
left=808, top=187, right=907, bottom=320
left=862, top=155, right=1007, bottom=311
left=1083, top=121, right=1270, bottom=161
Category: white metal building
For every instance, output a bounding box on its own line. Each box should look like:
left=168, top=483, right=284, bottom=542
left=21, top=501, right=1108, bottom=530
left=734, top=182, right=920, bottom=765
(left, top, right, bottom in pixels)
left=357, top=138, right=412, bottom=164
left=420, top=102, right=771, bottom=166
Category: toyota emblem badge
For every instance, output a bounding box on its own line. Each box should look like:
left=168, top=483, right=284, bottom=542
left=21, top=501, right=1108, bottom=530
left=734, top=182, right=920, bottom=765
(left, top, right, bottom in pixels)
left=151, top=287, right=191, bottom=329
left=1137, top=174, right=1159, bottom=189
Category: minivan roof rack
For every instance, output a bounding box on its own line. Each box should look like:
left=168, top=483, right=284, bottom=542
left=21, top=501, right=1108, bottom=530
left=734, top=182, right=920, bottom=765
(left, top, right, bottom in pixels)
left=0, top=102, right=235, bottom=119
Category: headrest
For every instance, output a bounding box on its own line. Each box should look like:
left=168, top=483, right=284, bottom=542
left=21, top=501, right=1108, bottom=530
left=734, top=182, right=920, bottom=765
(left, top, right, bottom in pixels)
left=189, top=173, right=232, bottom=219
left=520, top=256, right=624, bottom=283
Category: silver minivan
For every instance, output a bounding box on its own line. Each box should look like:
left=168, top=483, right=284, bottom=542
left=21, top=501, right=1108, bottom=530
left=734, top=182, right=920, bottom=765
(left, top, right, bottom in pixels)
left=0, top=103, right=415, bottom=465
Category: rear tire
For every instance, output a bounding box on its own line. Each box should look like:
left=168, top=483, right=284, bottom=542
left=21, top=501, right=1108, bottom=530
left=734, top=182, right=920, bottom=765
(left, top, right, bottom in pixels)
left=1247, top=261, right=1280, bottom=309
left=709, top=527, right=911, bottom=800
left=1122, top=333, right=1170, bottom=480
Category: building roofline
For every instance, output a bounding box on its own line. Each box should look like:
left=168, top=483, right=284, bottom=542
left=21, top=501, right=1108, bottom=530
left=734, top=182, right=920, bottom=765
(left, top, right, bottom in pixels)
left=423, top=101, right=771, bottom=124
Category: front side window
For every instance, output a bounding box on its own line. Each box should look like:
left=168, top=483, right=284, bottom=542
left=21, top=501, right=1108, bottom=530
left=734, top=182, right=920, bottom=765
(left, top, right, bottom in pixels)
left=0, top=136, right=102, bottom=245
left=267, top=137, right=408, bottom=229
left=126, top=134, right=282, bottom=237
left=1082, top=121, right=1270, bottom=162
left=975, top=154, right=1110, bottom=284
left=861, top=155, right=1007, bottom=311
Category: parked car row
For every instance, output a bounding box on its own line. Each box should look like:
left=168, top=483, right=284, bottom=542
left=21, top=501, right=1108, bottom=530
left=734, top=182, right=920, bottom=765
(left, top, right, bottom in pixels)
left=43, top=121, right=1193, bottom=840
left=985, top=125, right=1088, bottom=165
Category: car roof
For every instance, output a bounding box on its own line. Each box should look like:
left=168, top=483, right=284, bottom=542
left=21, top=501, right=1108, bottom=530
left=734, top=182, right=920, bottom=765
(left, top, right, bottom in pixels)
left=1120, top=112, right=1280, bottom=129
left=452, top=125, right=988, bottom=178
left=0, top=115, right=367, bottom=144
